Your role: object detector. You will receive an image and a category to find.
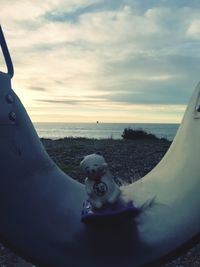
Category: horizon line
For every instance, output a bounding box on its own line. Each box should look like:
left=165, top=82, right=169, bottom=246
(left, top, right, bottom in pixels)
left=33, top=121, right=180, bottom=124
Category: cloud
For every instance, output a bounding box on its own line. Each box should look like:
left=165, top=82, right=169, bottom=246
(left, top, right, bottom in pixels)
left=105, top=85, right=188, bottom=105
left=43, top=0, right=124, bottom=23
left=36, top=96, right=108, bottom=104
left=29, top=86, right=47, bottom=92
left=1, top=0, right=200, bottom=122
left=36, top=99, right=79, bottom=105
left=187, top=19, right=200, bottom=39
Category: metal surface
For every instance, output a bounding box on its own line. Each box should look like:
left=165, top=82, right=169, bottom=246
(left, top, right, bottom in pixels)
left=194, top=89, right=200, bottom=118
left=0, top=25, right=14, bottom=78
left=0, top=73, right=16, bottom=124
left=0, top=28, right=200, bottom=267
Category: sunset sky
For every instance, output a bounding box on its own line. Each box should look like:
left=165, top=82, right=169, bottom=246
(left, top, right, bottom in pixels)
left=1, top=0, right=200, bottom=123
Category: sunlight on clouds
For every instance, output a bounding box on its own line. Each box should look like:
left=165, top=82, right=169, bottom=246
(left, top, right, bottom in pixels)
left=27, top=95, right=186, bottom=123
left=187, top=20, right=200, bottom=39
left=0, top=0, right=100, bottom=23
left=29, top=106, right=184, bottom=123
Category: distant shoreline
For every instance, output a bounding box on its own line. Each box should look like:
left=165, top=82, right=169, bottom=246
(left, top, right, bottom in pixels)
left=34, top=122, right=179, bottom=141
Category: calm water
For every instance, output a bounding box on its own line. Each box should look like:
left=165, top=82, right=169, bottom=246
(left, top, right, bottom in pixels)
left=33, top=123, right=179, bottom=141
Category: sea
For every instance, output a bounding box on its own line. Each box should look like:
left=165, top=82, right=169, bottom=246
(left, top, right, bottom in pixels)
left=33, top=123, right=180, bottom=141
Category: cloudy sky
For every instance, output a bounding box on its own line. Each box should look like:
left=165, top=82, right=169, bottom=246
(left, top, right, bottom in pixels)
left=1, top=0, right=200, bottom=123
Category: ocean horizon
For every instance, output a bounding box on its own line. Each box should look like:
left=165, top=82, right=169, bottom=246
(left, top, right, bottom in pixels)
left=33, top=122, right=180, bottom=141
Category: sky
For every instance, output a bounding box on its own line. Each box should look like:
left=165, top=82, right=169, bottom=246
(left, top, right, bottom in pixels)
left=1, top=0, right=200, bottom=123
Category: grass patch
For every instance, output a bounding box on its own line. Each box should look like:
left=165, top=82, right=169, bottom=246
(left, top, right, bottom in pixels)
left=57, top=163, right=79, bottom=173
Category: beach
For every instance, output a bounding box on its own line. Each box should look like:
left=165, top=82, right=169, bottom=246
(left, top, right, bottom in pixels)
left=0, top=137, right=200, bottom=267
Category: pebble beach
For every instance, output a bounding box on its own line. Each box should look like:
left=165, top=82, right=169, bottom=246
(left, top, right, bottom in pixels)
left=0, top=137, right=200, bottom=267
